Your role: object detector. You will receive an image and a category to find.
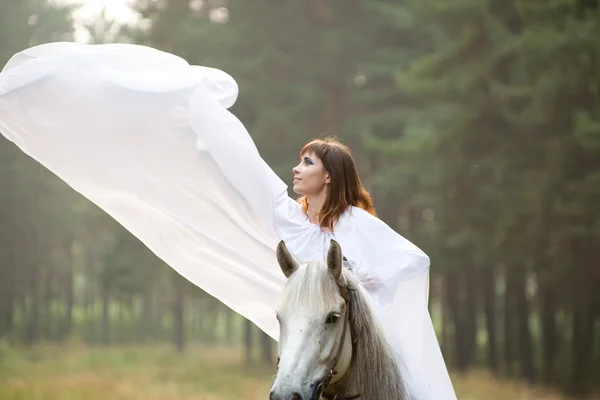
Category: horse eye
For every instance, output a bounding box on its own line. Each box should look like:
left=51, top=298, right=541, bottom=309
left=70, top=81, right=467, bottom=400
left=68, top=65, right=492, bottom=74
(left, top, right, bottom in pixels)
left=325, top=312, right=340, bottom=324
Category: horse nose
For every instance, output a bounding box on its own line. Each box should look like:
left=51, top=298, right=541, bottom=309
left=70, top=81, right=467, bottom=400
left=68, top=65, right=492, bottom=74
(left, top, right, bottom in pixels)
left=269, top=391, right=303, bottom=400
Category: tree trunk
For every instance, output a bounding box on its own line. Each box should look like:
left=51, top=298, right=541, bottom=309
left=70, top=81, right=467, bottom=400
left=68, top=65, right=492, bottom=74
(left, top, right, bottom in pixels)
left=482, top=264, right=498, bottom=373
left=261, top=331, right=274, bottom=365
left=445, top=269, right=460, bottom=370
left=101, top=283, right=110, bottom=345
left=464, top=264, right=478, bottom=369
left=0, top=261, right=15, bottom=338
left=83, top=252, right=95, bottom=314
left=198, top=296, right=209, bottom=342
left=64, top=254, right=74, bottom=340
left=24, top=240, right=40, bottom=346
left=225, top=305, right=234, bottom=345
left=58, top=235, right=74, bottom=341
left=314, top=0, right=343, bottom=136
left=205, top=298, right=217, bottom=344
left=41, top=263, right=53, bottom=340
left=440, top=279, right=450, bottom=358
left=0, top=140, right=16, bottom=338
left=539, top=280, right=557, bottom=384
left=450, top=263, right=478, bottom=372
left=570, top=237, right=594, bottom=394
left=23, top=165, right=41, bottom=346
left=503, top=265, right=516, bottom=377
left=244, top=318, right=253, bottom=366
left=141, top=285, right=154, bottom=340
left=514, top=266, right=535, bottom=383
left=172, top=275, right=185, bottom=352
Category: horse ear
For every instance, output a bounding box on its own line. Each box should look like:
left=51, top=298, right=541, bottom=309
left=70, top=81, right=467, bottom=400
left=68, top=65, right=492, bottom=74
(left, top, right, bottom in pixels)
left=276, top=240, right=299, bottom=278
left=327, top=239, right=343, bottom=281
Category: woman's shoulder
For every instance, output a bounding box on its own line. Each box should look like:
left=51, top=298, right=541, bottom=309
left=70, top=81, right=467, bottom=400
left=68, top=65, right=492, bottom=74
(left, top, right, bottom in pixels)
left=340, top=206, right=428, bottom=257
left=342, top=206, right=388, bottom=228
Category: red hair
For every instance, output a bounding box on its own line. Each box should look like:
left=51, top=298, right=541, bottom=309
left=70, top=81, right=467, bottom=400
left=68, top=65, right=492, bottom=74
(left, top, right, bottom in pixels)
left=297, top=137, right=376, bottom=231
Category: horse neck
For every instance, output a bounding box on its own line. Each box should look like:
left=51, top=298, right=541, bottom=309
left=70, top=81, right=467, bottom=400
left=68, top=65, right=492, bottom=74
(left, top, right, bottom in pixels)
left=342, top=284, right=407, bottom=400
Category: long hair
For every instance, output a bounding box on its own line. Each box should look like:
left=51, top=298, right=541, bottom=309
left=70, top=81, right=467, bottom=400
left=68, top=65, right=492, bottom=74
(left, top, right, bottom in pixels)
left=297, top=137, right=376, bottom=231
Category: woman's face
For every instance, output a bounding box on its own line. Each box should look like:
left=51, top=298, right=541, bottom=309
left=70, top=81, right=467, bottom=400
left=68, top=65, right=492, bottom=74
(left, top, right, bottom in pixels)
left=292, top=152, right=330, bottom=196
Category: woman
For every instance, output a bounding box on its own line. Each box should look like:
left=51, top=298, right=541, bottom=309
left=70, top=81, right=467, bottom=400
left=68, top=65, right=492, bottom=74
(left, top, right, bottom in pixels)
left=0, top=42, right=455, bottom=399
left=271, top=138, right=456, bottom=399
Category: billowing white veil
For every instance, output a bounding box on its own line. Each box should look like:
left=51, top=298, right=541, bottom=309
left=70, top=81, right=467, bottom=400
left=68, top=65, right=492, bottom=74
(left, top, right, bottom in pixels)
left=0, top=42, right=286, bottom=338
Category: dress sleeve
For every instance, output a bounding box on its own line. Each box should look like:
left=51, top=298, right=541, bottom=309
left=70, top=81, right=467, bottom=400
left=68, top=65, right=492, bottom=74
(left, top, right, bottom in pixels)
left=341, top=208, right=430, bottom=302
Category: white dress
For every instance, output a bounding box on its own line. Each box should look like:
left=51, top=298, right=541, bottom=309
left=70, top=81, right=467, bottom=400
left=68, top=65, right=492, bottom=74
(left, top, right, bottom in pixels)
left=0, top=42, right=456, bottom=399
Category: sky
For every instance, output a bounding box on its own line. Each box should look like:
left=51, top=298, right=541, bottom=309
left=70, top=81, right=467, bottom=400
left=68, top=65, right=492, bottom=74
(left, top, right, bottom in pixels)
left=62, top=0, right=138, bottom=23
left=56, top=0, right=139, bottom=42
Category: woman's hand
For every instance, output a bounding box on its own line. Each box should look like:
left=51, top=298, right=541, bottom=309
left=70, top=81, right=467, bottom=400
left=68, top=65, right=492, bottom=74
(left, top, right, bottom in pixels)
left=351, top=268, right=382, bottom=291
left=170, top=106, right=190, bottom=128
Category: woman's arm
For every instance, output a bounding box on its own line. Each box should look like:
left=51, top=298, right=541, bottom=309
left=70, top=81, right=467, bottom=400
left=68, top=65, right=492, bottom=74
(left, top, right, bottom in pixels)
left=338, top=207, right=430, bottom=301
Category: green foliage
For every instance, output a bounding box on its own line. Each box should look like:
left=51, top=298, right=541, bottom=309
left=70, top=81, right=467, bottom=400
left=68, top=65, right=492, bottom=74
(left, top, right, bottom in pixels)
left=0, top=0, right=74, bottom=64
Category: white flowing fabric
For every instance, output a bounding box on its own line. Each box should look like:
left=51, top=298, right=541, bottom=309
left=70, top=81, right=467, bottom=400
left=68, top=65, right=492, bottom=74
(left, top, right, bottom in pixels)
left=0, top=42, right=456, bottom=399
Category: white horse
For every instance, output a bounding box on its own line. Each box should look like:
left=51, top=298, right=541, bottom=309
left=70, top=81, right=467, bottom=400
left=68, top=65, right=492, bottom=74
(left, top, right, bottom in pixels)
left=269, top=239, right=407, bottom=400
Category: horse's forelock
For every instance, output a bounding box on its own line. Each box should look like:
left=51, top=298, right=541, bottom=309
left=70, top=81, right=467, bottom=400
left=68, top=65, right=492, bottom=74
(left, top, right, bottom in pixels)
left=276, top=261, right=343, bottom=315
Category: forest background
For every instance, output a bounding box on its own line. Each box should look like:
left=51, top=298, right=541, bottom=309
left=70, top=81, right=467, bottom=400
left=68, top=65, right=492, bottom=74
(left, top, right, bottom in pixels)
left=0, top=0, right=599, bottom=399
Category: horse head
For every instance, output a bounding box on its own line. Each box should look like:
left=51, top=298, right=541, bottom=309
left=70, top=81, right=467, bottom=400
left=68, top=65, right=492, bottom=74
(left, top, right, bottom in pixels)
left=269, top=239, right=354, bottom=400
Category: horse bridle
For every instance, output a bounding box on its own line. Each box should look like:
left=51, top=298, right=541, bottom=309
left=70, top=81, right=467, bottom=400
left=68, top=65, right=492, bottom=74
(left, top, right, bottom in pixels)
left=312, top=284, right=360, bottom=400
left=275, top=283, right=360, bottom=400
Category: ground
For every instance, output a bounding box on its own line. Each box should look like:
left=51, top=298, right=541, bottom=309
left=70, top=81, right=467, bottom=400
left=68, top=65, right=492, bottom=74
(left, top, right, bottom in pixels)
left=0, top=343, right=587, bottom=400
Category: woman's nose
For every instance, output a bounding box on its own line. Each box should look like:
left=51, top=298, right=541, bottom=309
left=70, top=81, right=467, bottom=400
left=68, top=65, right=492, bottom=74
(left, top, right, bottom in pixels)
left=292, top=165, right=299, bottom=174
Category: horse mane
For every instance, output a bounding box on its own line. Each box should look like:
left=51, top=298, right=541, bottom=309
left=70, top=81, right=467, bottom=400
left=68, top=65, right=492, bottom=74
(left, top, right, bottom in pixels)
left=277, top=261, right=407, bottom=400
left=342, top=269, right=407, bottom=400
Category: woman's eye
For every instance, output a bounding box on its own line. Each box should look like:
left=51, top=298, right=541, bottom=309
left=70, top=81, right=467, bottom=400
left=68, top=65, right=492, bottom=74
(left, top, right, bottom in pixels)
left=325, top=312, right=340, bottom=324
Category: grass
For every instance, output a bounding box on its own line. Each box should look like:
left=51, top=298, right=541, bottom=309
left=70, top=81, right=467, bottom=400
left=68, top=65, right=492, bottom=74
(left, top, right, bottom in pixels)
left=0, top=342, right=591, bottom=400
left=0, top=343, right=272, bottom=400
